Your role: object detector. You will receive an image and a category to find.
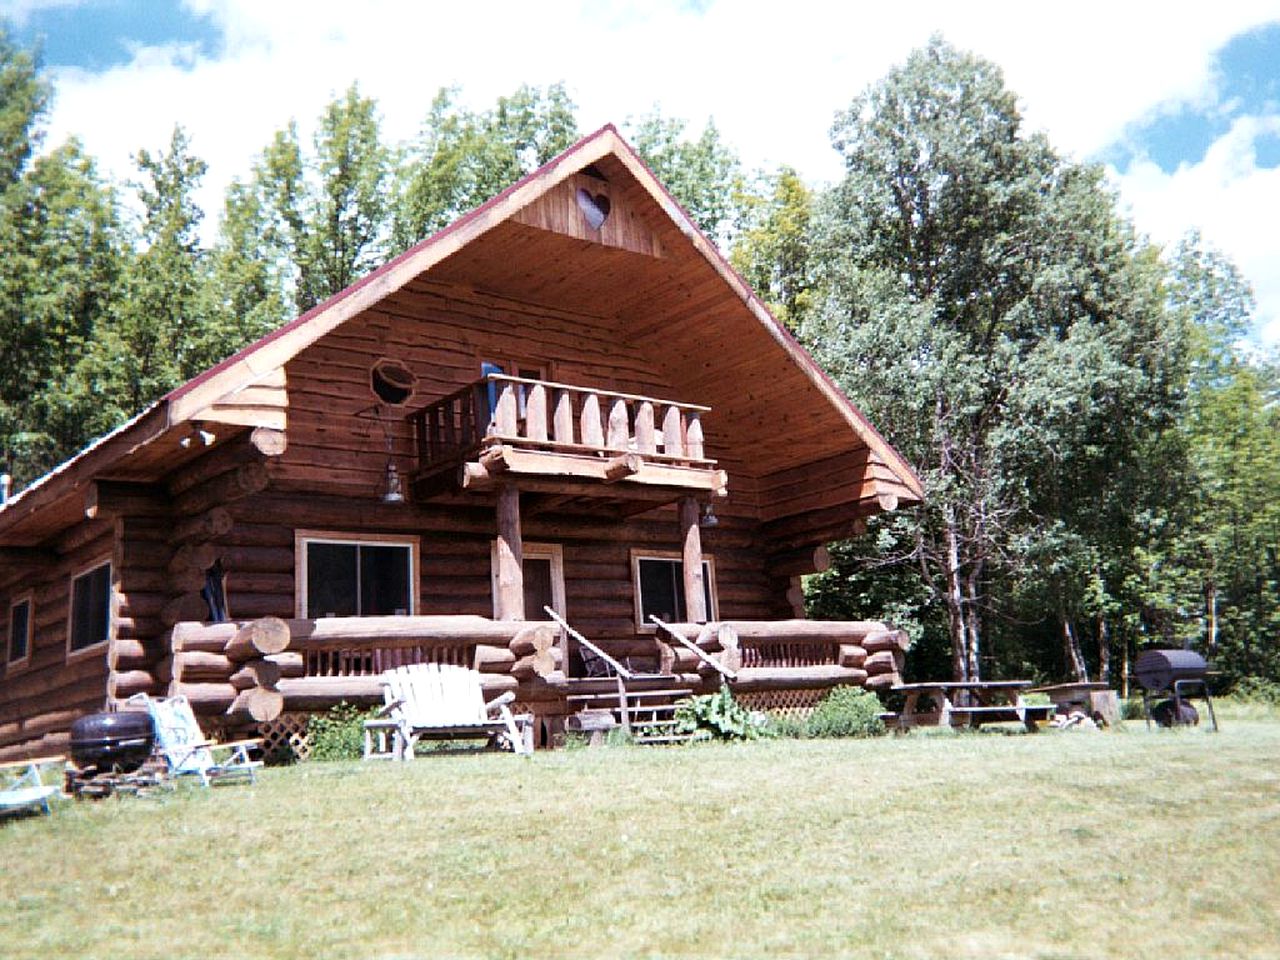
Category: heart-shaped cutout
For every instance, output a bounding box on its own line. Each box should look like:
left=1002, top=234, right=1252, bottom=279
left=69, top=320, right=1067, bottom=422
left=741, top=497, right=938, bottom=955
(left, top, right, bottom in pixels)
left=576, top=188, right=611, bottom=230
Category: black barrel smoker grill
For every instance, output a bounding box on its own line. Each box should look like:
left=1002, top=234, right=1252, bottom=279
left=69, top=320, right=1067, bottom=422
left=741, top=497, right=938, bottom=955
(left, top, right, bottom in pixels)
left=1134, top=649, right=1218, bottom=731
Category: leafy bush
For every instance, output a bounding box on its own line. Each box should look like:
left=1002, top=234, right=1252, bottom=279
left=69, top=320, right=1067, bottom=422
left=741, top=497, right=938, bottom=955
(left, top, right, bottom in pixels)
left=307, top=703, right=372, bottom=761
left=804, top=686, right=885, bottom=739
left=1232, top=677, right=1280, bottom=705
left=674, top=687, right=769, bottom=741
left=766, top=712, right=808, bottom=739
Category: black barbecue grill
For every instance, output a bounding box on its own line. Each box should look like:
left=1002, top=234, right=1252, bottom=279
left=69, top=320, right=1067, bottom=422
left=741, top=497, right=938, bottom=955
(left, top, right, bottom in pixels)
left=1134, top=649, right=1218, bottom=731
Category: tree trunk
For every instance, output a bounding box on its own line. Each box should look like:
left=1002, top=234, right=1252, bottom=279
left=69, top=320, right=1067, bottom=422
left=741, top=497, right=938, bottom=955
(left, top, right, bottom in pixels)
left=963, top=567, right=983, bottom=683
left=1097, top=614, right=1111, bottom=684
left=942, top=507, right=968, bottom=682
left=1061, top=613, right=1089, bottom=682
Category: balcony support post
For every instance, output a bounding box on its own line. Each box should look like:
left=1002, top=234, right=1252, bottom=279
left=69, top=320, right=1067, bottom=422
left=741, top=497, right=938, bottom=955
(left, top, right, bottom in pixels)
left=680, top=496, right=708, bottom=623
left=495, top=483, right=525, bottom=620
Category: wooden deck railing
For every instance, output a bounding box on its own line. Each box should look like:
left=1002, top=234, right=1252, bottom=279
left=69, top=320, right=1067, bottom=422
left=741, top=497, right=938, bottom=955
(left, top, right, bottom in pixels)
left=406, top=374, right=712, bottom=476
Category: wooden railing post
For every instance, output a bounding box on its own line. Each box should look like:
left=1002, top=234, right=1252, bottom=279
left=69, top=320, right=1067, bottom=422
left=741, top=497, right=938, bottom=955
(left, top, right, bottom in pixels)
left=580, top=393, right=604, bottom=448
left=662, top=406, right=684, bottom=458
left=635, top=401, right=656, bottom=454
left=495, top=484, right=524, bottom=620
left=525, top=383, right=548, bottom=442
left=495, top=380, right=518, bottom=437
left=685, top=412, right=704, bottom=460
left=679, top=496, right=708, bottom=622
left=553, top=388, right=574, bottom=445
left=606, top=397, right=629, bottom=450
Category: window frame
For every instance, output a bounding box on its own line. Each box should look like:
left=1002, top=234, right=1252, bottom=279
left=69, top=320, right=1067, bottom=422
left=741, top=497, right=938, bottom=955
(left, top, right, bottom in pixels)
left=7, top=592, right=34, bottom=670
left=294, top=530, right=421, bottom=619
left=490, top=541, right=565, bottom=621
left=66, top=558, right=113, bottom=660
left=629, top=549, right=718, bottom=632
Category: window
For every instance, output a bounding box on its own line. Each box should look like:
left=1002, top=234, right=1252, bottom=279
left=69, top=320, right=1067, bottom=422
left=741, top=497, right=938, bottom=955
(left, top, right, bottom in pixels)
left=491, top=542, right=565, bottom=621
left=296, top=532, right=418, bottom=618
left=68, top=562, right=111, bottom=654
left=7, top=594, right=32, bottom=666
left=631, top=552, right=717, bottom=629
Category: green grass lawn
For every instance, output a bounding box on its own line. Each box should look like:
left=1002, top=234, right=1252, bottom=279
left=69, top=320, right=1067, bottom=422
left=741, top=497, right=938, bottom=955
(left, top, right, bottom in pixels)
left=4, top=711, right=1279, bottom=960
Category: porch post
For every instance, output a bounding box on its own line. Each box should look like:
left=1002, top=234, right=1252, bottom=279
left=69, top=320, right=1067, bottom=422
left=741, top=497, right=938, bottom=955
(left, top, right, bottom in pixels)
left=495, top=483, right=525, bottom=620
left=679, top=496, right=707, bottom=623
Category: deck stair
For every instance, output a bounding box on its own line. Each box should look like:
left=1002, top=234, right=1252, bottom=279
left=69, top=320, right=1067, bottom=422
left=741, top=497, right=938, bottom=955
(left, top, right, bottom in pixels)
left=565, top=685, right=697, bottom=744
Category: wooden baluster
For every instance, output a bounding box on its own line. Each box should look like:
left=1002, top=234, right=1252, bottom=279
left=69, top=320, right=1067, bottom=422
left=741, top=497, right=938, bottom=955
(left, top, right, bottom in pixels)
left=580, top=393, right=604, bottom=449
left=662, top=406, right=684, bottom=458
left=685, top=411, right=704, bottom=460
left=426, top=407, right=440, bottom=466
left=471, top=383, right=487, bottom=445
left=444, top=397, right=457, bottom=452
left=495, top=381, right=518, bottom=437
left=525, top=383, right=548, bottom=442
left=635, top=401, right=656, bottom=455
left=606, top=397, right=629, bottom=451
left=553, top=389, right=574, bottom=445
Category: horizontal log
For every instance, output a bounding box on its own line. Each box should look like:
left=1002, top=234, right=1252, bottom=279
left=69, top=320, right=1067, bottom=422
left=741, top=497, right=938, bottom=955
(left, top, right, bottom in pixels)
left=864, top=650, right=905, bottom=675
left=108, top=638, right=153, bottom=671
left=229, top=659, right=282, bottom=691
left=837, top=644, right=868, bottom=669
left=864, top=672, right=900, bottom=692
left=225, top=687, right=284, bottom=725
left=169, top=682, right=237, bottom=715
left=729, top=665, right=869, bottom=693
left=509, top=624, right=556, bottom=656
left=161, top=593, right=211, bottom=628
left=173, top=461, right=270, bottom=515
left=169, top=621, right=241, bottom=652
left=84, top=480, right=169, bottom=520
left=276, top=673, right=517, bottom=711
left=474, top=644, right=517, bottom=673
left=225, top=617, right=292, bottom=661
left=863, top=630, right=911, bottom=653
left=106, top=670, right=156, bottom=700
left=265, top=652, right=304, bottom=678
left=288, top=616, right=546, bottom=650
left=511, top=647, right=562, bottom=680
left=174, top=650, right=235, bottom=683
left=765, top=545, right=832, bottom=579
left=168, top=542, right=219, bottom=576
left=172, top=508, right=233, bottom=544
left=250, top=427, right=288, bottom=457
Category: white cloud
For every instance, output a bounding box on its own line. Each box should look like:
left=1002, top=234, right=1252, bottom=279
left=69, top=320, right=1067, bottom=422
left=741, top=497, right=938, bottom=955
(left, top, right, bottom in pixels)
left=1114, top=114, right=1280, bottom=348
left=33, top=0, right=1280, bottom=344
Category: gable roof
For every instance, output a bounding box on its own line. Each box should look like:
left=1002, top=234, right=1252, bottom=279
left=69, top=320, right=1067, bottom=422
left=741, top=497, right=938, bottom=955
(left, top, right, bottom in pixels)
left=0, top=124, right=922, bottom=546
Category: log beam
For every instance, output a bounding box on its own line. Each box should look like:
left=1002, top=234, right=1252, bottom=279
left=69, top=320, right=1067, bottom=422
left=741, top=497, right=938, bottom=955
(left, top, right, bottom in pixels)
left=494, top=484, right=524, bottom=620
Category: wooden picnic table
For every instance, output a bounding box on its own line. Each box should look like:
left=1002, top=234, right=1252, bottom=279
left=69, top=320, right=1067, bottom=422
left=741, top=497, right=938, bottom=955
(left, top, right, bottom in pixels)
left=888, top=681, right=1056, bottom=732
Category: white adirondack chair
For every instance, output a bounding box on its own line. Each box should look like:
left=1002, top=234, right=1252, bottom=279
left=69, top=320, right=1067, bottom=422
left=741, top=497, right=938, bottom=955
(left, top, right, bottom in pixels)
left=364, top=664, right=532, bottom=759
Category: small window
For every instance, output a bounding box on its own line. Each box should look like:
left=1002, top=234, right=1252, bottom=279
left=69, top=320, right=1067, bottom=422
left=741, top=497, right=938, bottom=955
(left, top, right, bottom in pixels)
left=68, top=562, right=112, bottom=654
left=370, top=359, right=416, bottom=406
left=7, top=595, right=32, bottom=666
left=631, top=552, right=716, bottom=630
left=296, top=533, right=418, bottom=618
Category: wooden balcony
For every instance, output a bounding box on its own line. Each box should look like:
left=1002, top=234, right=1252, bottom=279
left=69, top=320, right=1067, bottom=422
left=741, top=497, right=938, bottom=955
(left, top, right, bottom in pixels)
left=406, top=374, right=727, bottom=504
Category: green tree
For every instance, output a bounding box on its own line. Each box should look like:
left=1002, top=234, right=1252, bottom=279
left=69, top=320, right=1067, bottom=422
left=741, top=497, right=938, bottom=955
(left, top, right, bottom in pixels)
left=627, top=112, right=745, bottom=247
left=393, top=83, right=579, bottom=248
left=730, top=166, right=815, bottom=329
left=805, top=38, right=1184, bottom=683
left=72, top=126, right=210, bottom=435
left=0, top=29, right=124, bottom=487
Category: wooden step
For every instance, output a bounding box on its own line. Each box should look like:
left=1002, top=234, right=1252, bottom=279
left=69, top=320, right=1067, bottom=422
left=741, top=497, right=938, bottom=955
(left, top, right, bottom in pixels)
left=565, top=688, right=692, bottom=702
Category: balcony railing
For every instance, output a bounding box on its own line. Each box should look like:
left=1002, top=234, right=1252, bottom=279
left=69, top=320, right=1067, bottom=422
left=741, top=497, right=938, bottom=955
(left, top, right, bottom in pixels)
left=406, top=374, right=713, bottom=477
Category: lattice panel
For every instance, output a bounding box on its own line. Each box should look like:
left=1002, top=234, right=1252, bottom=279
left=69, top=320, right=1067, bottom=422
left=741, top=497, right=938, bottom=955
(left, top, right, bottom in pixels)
left=736, top=688, right=827, bottom=720
left=259, top=713, right=312, bottom=764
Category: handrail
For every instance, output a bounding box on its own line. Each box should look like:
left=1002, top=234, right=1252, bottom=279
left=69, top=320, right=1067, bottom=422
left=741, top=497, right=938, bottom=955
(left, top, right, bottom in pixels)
left=544, top=606, right=634, bottom=680
left=485, top=373, right=711, bottom=413
left=650, top=616, right=738, bottom=682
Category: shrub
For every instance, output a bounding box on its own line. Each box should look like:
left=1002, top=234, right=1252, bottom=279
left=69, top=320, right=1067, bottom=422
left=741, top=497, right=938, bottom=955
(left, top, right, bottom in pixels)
left=804, top=686, right=885, bottom=739
left=674, top=686, right=769, bottom=741
left=1232, top=677, right=1280, bottom=705
left=307, top=703, right=372, bottom=761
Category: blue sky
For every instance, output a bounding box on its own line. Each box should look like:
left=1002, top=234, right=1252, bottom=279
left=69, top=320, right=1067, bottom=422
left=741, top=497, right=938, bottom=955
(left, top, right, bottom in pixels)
left=6, top=0, right=1280, bottom=346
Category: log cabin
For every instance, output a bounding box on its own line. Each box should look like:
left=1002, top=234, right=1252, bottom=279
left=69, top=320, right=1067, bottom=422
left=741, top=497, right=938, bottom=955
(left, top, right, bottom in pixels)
left=0, top=125, right=922, bottom=758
